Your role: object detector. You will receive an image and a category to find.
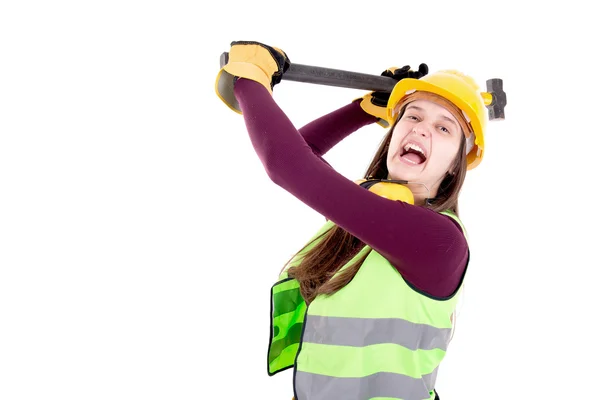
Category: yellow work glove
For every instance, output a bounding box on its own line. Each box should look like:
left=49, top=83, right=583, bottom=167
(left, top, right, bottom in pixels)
left=359, top=64, right=429, bottom=128
left=215, top=40, right=290, bottom=114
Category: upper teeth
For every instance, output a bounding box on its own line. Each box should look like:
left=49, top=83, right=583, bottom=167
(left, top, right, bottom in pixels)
left=404, top=143, right=424, bottom=156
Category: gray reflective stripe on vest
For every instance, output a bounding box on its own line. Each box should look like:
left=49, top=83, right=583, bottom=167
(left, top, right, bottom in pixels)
left=295, top=369, right=438, bottom=400
left=303, top=315, right=452, bottom=351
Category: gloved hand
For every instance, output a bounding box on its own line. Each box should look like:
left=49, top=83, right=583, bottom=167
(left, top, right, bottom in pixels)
left=215, top=41, right=290, bottom=114
left=359, top=64, right=429, bottom=128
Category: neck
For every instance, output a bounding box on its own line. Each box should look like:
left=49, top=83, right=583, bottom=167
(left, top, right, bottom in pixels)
left=405, top=183, right=430, bottom=206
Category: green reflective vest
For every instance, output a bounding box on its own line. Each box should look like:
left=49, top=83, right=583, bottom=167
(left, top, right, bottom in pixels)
left=268, top=211, right=468, bottom=400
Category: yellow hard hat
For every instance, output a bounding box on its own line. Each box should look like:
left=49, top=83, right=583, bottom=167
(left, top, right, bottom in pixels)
left=386, top=70, right=487, bottom=170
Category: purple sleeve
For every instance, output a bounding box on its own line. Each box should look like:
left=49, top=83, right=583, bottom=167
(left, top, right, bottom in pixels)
left=297, top=100, right=379, bottom=157
left=234, top=79, right=468, bottom=298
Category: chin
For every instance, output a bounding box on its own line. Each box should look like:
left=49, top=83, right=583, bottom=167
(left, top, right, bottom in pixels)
left=388, top=165, right=420, bottom=182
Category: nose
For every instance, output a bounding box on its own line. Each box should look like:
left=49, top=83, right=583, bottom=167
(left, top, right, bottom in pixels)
left=411, top=124, right=431, bottom=138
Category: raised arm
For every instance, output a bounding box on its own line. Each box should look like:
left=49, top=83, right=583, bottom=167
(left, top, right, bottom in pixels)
left=234, top=78, right=468, bottom=298
left=298, top=100, right=378, bottom=157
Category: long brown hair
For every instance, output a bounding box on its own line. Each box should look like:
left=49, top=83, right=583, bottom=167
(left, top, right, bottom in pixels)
left=286, top=103, right=469, bottom=304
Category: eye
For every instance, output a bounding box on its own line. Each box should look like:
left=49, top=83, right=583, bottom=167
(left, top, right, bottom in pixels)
left=404, top=114, right=419, bottom=121
left=438, top=126, right=451, bottom=134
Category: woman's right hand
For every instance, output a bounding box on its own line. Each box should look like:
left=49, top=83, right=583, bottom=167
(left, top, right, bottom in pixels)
left=215, top=40, right=290, bottom=114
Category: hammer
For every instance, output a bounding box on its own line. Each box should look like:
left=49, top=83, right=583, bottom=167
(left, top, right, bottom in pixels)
left=220, top=52, right=507, bottom=120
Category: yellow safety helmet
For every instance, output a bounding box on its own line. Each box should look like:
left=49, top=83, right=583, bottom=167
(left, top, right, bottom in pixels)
left=386, top=70, right=487, bottom=170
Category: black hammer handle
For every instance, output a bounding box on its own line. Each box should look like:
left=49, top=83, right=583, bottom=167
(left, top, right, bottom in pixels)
left=219, top=52, right=507, bottom=120
left=220, top=52, right=397, bottom=92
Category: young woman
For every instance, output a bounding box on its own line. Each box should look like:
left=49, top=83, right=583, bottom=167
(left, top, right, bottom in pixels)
left=215, top=41, right=488, bottom=400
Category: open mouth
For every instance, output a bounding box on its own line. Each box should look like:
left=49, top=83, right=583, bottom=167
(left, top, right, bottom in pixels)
left=400, top=142, right=427, bottom=165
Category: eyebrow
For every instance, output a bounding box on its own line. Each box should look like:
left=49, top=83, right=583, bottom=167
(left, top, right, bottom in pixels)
left=405, top=105, right=459, bottom=129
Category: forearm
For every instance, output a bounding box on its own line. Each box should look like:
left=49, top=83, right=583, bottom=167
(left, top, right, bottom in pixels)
left=298, top=100, right=378, bottom=157
left=234, top=78, right=468, bottom=298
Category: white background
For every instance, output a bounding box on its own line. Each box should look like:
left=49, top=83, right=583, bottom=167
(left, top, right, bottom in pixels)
left=1, top=1, right=599, bottom=399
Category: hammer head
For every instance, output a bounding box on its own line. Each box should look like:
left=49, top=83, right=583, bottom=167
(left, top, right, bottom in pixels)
left=486, top=78, right=507, bottom=120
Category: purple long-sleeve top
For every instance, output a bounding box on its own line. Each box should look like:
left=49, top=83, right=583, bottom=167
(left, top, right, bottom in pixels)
left=234, top=78, right=469, bottom=298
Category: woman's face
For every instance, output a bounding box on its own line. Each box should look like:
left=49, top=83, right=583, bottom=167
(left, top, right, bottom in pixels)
left=386, top=99, right=463, bottom=200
